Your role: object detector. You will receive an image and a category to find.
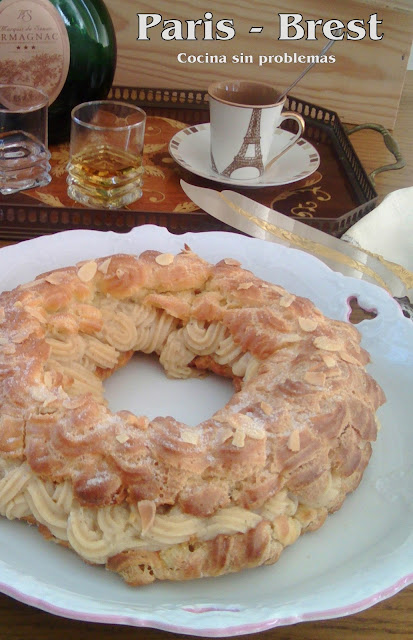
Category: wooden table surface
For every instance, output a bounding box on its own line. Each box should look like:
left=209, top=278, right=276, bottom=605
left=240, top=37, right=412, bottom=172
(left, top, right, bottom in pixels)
left=0, top=72, right=411, bottom=640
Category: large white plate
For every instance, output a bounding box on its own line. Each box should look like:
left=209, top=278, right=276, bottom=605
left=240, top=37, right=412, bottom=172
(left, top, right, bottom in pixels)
left=0, top=225, right=411, bottom=637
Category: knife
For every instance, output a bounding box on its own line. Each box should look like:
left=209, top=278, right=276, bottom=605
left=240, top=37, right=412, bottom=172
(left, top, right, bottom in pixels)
left=180, top=180, right=412, bottom=304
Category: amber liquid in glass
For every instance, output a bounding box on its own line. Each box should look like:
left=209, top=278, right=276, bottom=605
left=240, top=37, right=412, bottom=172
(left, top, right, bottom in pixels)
left=67, top=144, right=143, bottom=208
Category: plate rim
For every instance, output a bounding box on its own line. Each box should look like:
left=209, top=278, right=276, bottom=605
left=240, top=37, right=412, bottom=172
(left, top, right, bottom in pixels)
left=0, top=572, right=411, bottom=636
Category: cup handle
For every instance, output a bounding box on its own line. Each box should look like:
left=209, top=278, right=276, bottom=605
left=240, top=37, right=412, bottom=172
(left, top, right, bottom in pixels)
left=265, top=112, right=305, bottom=171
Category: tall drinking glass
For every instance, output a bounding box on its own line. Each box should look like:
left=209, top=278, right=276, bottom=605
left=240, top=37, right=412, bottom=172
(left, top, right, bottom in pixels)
left=67, top=100, right=146, bottom=209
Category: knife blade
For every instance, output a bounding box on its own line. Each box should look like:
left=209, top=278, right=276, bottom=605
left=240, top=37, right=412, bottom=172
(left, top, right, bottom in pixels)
left=181, top=180, right=411, bottom=301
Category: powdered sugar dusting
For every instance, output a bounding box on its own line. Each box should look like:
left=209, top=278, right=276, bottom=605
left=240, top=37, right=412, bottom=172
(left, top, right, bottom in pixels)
left=84, top=470, right=111, bottom=488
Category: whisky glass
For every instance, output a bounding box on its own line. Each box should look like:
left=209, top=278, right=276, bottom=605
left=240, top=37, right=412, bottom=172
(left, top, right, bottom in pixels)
left=0, top=84, right=51, bottom=195
left=67, top=100, right=146, bottom=209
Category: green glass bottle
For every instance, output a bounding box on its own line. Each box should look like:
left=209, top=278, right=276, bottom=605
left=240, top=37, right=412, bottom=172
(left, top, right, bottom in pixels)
left=48, top=0, right=117, bottom=143
left=0, top=0, right=117, bottom=143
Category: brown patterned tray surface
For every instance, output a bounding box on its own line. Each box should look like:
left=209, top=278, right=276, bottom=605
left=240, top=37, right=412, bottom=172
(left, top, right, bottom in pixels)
left=0, top=87, right=377, bottom=239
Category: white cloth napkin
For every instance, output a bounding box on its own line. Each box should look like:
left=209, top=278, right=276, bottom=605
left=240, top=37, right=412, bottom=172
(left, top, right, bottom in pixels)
left=342, top=186, right=413, bottom=271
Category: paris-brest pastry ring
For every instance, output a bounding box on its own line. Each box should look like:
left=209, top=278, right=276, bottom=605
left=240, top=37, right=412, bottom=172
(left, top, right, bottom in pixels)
left=0, top=247, right=385, bottom=585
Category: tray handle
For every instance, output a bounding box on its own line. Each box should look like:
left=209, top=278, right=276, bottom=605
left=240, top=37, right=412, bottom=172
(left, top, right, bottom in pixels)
left=346, top=123, right=405, bottom=187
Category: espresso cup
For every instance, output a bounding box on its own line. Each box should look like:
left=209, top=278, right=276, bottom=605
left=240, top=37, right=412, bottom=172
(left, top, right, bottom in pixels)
left=208, top=80, right=305, bottom=180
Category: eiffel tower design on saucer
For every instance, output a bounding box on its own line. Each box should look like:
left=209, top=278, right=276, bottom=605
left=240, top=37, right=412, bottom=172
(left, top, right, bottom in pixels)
left=169, top=117, right=320, bottom=188
left=211, top=109, right=264, bottom=179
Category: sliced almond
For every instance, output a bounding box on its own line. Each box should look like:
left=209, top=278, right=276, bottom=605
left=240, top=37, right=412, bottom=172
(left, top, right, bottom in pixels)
left=287, top=430, right=301, bottom=452
left=232, top=428, right=246, bottom=448
left=43, top=372, right=53, bottom=387
left=138, top=500, right=156, bottom=536
left=98, top=258, right=112, bottom=274
left=304, top=371, right=326, bottom=386
left=45, top=272, right=66, bottom=285
left=155, top=253, right=175, bottom=266
left=181, top=430, right=200, bottom=445
left=223, top=258, right=240, bottom=266
left=339, top=351, right=360, bottom=365
left=137, top=416, right=150, bottom=430
left=260, top=401, right=273, bottom=416
left=321, top=354, right=336, bottom=368
left=314, top=336, right=343, bottom=352
left=116, top=433, right=130, bottom=444
left=298, top=317, right=318, bottom=332
left=77, top=261, right=97, bottom=283
left=237, top=282, right=253, bottom=290
left=279, top=294, right=295, bottom=308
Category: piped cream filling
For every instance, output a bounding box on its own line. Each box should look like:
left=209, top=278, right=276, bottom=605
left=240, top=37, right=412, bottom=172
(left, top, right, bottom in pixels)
left=0, top=459, right=306, bottom=565
left=45, top=300, right=262, bottom=400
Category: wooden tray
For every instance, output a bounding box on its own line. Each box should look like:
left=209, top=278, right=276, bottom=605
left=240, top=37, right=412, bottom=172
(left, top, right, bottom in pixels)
left=0, top=86, right=380, bottom=240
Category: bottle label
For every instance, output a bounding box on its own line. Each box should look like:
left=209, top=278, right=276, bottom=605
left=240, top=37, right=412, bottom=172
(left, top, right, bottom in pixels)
left=0, top=0, right=70, bottom=105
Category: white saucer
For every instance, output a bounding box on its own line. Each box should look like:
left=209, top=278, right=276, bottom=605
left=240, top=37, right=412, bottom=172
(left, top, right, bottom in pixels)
left=169, top=123, right=320, bottom=187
